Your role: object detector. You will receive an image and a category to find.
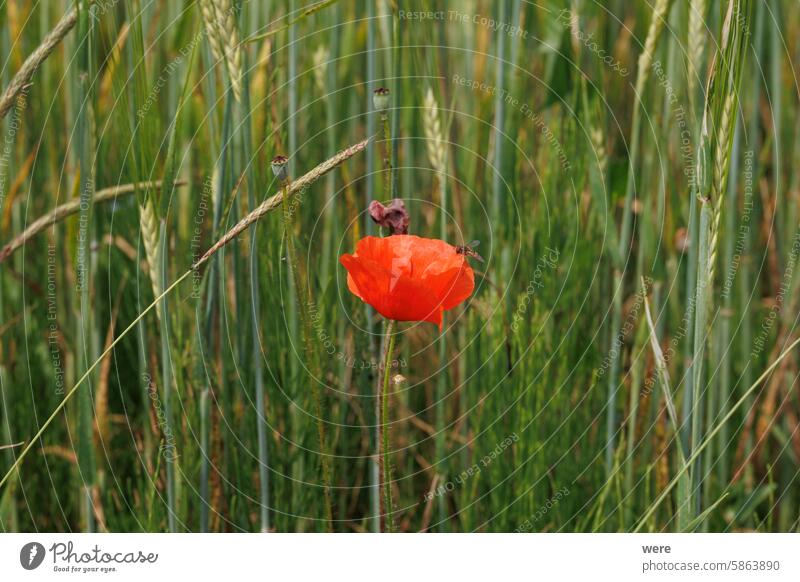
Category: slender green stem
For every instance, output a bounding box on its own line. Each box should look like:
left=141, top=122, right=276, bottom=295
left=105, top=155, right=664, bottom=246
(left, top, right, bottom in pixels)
left=379, top=319, right=397, bottom=532
left=390, top=6, right=400, bottom=199
left=624, top=317, right=646, bottom=527
left=715, top=117, right=742, bottom=488
left=158, top=219, right=176, bottom=532
left=365, top=0, right=379, bottom=533
left=319, top=2, right=339, bottom=285
left=75, top=0, right=97, bottom=532
left=381, top=113, right=393, bottom=199
left=0, top=232, right=16, bottom=528
left=738, top=0, right=763, bottom=492
left=688, top=198, right=712, bottom=523
left=436, top=156, right=448, bottom=532
left=198, top=71, right=231, bottom=530
left=605, top=0, right=669, bottom=477
left=286, top=4, right=302, bottom=525
left=605, top=268, right=623, bottom=471
left=239, top=18, right=269, bottom=531
left=490, top=0, right=508, bottom=229
left=681, top=187, right=699, bottom=455
left=280, top=176, right=334, bottom=530
left=0, top=270, right=194, bottom=491
left=197, top=338, right=210, bottom=532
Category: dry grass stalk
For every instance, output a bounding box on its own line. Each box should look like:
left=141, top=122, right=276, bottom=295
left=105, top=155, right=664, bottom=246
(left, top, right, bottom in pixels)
left=194, top=137, right=371, bottom=268
left=0, top=7, right=78, bottom=120
left=0, top=180, right=185, bottom=263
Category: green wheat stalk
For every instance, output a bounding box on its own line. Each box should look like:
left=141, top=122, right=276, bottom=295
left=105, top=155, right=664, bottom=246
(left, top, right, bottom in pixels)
left=605, top=0, right=670, bottom=474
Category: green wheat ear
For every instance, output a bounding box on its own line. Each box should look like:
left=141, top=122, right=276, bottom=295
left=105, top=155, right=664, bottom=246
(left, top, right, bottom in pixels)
left=198, top=0, right=243, bottom=101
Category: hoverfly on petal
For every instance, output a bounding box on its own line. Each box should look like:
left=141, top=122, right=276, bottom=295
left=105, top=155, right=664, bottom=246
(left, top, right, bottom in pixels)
left=454, top=240, right=484, bottom=263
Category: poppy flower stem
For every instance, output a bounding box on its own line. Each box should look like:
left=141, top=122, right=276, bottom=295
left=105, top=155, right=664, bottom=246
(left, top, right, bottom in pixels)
left=379, top=318, right=397, bottom=532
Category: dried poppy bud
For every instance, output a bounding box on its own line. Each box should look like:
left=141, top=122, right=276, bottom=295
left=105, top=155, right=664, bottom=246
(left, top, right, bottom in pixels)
left=271, top=155, right=289, bottom=181
left=373, top=87, right=390, bottom=112
left=369, top=199, right=409, bottom=235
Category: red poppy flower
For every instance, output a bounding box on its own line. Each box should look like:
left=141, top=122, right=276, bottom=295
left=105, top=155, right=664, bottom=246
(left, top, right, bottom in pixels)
left=340, top=235, right=475, bottom=327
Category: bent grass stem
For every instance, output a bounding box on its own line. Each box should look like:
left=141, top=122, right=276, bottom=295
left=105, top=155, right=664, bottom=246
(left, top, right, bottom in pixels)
left=0, top=269, right=193, bottom=492
left=0, top=140, right=370, bottom=495
left=634, top=334, right=800, bottom=531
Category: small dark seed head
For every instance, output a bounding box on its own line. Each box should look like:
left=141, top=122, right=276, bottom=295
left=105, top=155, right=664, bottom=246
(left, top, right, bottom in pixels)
left=373, top=87, right=390, bottom=112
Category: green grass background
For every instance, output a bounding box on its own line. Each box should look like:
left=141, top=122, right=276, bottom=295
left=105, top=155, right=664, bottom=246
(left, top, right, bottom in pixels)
left=1, top=0, right=799, bottom=532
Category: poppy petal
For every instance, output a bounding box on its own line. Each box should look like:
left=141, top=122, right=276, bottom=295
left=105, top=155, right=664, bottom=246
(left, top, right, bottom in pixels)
left=341, top=252, right=444, bottom=325
left=340, top=234, right=475, bottom=327
left=340, top=253, right=390, bottom=314
left=426, top=260, right=475, bottom=311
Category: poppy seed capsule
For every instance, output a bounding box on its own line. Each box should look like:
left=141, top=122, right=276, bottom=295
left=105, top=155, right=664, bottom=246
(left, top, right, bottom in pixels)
left=373, top=87, right=390, bottom=112
left=271, top=155, right=289, bottom=181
